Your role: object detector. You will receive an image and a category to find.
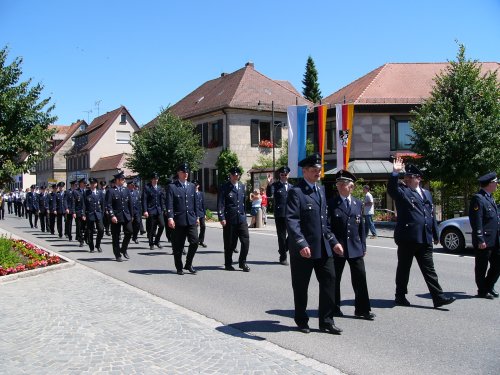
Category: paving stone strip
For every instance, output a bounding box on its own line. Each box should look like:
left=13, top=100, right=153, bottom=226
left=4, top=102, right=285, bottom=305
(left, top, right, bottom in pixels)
left=0, top=263, right=344, bottom=374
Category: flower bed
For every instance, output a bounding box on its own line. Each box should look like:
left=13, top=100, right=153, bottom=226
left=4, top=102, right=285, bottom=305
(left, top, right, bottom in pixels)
left=0, top=237, right=62, bottom=276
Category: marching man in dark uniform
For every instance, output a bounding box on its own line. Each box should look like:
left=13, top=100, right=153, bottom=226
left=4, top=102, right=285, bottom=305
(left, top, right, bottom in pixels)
left=47, top=184, right=57, bottom=235
left=127, top=178, right=142, bottom=244
left=25, top=185, right=38, bottom=228
left=65, top=180, right=76, bottom=240
left=142, top=172, right=165, bottom=250
left=468, top=172, right=500, bottom=299
left=328, top=170, right=374, bottom=320
left=55, top=182, right=66, bottom=238
left=37, top=186, right=48, bottom=232
left=193, top=180, right=207, bottom=248
left=84, top=177, right=105, bottom=253
left=267, top=166, right=293, bottom=265
left=106, top=171, right=134, bottom=262
left=102, top=180, right=112, bottom=236
left=388, top=157, right=455, bottom=308
left=73, top=178, right=87, bottom=247
left=167, top=163, right=199, bottom=275
left=286, top=153, right=343, bottom=334
left=217, top=166, right=250, bottom=272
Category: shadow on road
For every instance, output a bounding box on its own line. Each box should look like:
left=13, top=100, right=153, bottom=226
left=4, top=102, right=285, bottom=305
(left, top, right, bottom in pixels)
left=266, top=309, right=318, bottom=319
left=129, top=269, right=177, bottom=275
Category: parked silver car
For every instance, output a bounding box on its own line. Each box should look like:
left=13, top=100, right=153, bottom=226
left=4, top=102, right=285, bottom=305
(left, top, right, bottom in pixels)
left=438, top=216, right=472, bottom=252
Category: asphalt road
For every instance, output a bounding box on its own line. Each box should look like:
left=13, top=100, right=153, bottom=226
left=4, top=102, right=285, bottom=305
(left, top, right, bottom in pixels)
left=2, top=214, right=499, bottom=375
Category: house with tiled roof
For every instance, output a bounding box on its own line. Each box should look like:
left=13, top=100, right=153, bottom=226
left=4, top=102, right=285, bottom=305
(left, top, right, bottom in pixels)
left=35, top=120, right=86, bottom=187
left=65, top=106, right=140, bottom=183
left=316, top=62, right=499, bottom=210
left=145, top=62, right=312, bottom=204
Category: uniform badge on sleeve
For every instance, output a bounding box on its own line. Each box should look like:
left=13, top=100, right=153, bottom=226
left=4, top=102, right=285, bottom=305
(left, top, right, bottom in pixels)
left=473, top=205, right=479, bottom=211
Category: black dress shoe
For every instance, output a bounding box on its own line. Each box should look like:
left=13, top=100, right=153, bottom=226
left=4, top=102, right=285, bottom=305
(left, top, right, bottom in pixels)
left=123, top=252, right=130, bottom=259
left=133, top=239, right=139, bottom=244
left=225, top=265, right=235, bottom=271
left=89, top=249, right=95, bottom=253
left=140, top=230, right=146, bottom=235
left=182, top=250, right=187, bottom=255
left=233, top=249, right=239, bottom=253
left=116, top=257, right=123, bottom=262
left=97, top=247, right=102, bottom=253
left=155, top=243, right=163, bottom=249
left=319, top=323, right=343, bottom=334
left=239, top=263, right=250, bottom=272
left=79, top=242, right=84, bottom=247
left=297, top=324, right=310, bottom=334
left=184, top=265, right=197, bottom=274
left=395, top=296, right=411, bottom=306
left=489, top=289, right=499, bottom=298
left=177, top=269, right=184, bottom=275
left=279, top=259, right=289, bottom=265
left=434, top=296, right=456, bottom=308
left=354, top=311, right=376, bottom=320
left=199, top=242, right=207, bottom=248
left=476, top=292, right=494, bottom=300
left=150, top=245, right=155, bottom=250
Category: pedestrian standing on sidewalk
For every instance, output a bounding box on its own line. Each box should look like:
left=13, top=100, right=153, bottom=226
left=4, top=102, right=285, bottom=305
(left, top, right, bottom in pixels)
left=142, top=172, right=165, bottom=250
left=267, top=166, right=293, bottom=265
left=260, top=187, right=268, bottom=226
left=84, top=177, right=105, bottom=253
left=167, top=163, right=199, bottom=275
left=217, top=166, right=250, bottom=272
left=286, top=153, right=343, bottom=334
left=329, top=170, right=374, bottom=320
left=106, top=171, right=134, bottom=262
left=468, top=172, right=500, bottom=299
left=388, top=157, right=456, bottom=308
left=249, top=189, right=262, bottom=228
left=193, top=180, right=207, bottom=248
left=363, top=185, right=378, bottom=238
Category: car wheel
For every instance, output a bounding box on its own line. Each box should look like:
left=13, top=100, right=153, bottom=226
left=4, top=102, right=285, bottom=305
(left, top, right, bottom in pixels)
left=440, top=227, right=465, bottom=252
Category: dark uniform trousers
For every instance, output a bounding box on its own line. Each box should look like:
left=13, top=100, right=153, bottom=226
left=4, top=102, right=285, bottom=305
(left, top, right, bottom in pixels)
left=147, top=214, right=164, bottom=246
left=131, top=215, right=141, bottom=241
left=87, top=219, right=104, bottom=251
left=275, top=217, right=288, bottom=260
left=334, top=257, right=370, bottom=313
left=56, top=213, right=64, bottom=237
left=475, top=244, right=500, bottom=294
left=290, top=255, right=336, bottom=326
left=65, top=213, right=73, bottom=240
left=111, top=221, right=133, bottom=258
left=172, top=225, right=199, bottom=270
left=223, top=221, right=249, bottom=267
left=198, top=216, right=206, bottom=244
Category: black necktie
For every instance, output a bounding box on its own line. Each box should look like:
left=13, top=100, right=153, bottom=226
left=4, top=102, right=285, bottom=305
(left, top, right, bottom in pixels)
left=345, top=198, right=350, bottom=209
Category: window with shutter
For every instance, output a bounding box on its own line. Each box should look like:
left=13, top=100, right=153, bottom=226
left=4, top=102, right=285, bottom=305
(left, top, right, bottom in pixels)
left=251, top=119, right=259, bottom=147
left=202, top=123, right=209, bottom=147
left=203, top=168, right=209, bottom=193
left=274, top=122, right=282, bottom=147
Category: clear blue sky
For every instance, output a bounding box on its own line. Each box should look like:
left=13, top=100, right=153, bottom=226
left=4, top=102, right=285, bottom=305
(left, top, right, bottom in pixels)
left=1, top=0, right=499, bottom=126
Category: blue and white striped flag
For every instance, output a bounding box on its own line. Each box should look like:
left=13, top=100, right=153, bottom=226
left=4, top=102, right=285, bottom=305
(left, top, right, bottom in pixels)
left=287, top=105, right=308, bottom=178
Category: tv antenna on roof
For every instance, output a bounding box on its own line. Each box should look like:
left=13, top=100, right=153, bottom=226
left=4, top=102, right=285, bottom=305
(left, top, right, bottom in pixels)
left=94, top=100, right=102, bottom=117
left=83, top=109, right=92, bottom=123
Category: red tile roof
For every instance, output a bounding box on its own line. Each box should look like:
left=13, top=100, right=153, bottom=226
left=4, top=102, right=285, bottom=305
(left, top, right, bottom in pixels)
left=322, top=62, right=500, bottom=106
left=91, top=153, right=128, bottom=172
left=52, top=120, right=86, bottom=153
left=144, top=62, right=312, bottom=128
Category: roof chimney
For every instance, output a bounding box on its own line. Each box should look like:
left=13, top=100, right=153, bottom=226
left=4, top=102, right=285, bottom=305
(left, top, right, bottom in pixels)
left=245, top=61, right=254, bottom=68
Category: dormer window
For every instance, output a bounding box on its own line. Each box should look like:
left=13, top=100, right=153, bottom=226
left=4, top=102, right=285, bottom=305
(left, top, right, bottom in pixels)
left=120, top=113, right=127, bottom=124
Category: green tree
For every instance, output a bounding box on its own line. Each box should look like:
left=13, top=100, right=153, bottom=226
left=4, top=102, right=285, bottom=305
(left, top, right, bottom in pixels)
left=127, top=109, right=204, bottom=184
left=0, top=47, right=57, bottom=185
left=302, top=56, right=322, bottom=103
left=215, top=149, right=241, bottom=185
left=410, top=43, right=500, bottom=214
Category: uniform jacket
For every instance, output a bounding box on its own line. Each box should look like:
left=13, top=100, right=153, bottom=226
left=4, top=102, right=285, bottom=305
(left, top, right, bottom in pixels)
left=217, top=181, right=247, bottom=225
left=55, top=191, right=66, bottom=214
left=37, top=193, right=48, bottom=214
left=387, top=174, right=438, bottom=245
left=328, top=195, right=366, bottom=258
left=468, top=189, right=500, bottom=248
left=84, top=189, right=104, bottom=221
left=166, top=180, right=198, bottom=226
left=286, top=179, right=339, bottom=259
left=26, top=192, right=38, bottom=211
left=46, top=192, right=57, bottom=212
left=72, top=189, right=86, bottom=217
left=267, top=181, right=293, bottom=218
left=106, top=186, right=133, bottom=222
left=65, top=189, right=74, bottom=214
left=142, top=183, right=165, bottom=216
left=129, top=189, right=142, bottom=219
left=195, top=190, right=206, bottom=218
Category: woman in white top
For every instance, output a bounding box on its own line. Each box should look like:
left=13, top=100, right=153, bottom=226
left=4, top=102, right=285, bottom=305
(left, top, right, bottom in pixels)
left=249, top=189, right=262, bottom=228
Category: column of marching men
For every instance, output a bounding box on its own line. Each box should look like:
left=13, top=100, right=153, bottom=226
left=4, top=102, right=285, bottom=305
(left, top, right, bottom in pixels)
left=2, top=154, right=498, bottom=336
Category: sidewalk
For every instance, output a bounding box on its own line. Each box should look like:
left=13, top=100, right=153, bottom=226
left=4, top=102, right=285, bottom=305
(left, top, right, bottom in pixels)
left=0, top=227, right=343, bottom=374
